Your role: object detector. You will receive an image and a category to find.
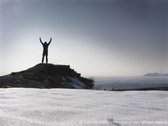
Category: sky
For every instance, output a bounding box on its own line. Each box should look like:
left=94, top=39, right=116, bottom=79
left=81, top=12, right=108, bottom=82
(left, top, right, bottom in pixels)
left=0, top=0, right=168, bottom=77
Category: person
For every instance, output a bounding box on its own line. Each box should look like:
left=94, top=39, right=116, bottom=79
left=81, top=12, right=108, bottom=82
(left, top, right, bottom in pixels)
left=39, top=37, right=52, bottom=63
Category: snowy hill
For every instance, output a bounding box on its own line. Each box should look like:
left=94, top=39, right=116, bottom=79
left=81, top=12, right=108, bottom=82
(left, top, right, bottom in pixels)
left=0, top=64, right=94, bottom=89
left=0, top=88, right=167, bottom=126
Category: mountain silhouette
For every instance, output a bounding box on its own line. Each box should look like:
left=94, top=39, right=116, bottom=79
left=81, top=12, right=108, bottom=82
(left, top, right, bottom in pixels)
left=0, top=64, right=94, bottom=89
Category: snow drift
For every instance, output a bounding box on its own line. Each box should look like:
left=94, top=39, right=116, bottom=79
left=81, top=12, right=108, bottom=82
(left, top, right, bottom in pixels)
left=0, top=88, right=167, bottom=126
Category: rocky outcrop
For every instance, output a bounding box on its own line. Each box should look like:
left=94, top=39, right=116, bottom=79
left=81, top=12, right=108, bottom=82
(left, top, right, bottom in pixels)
left=0, top=64, right=94, bottom=89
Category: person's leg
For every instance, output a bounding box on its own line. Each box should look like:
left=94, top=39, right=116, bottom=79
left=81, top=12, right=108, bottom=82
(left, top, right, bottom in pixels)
left=46, top=54, right=48, bottom=64
left=42, top=53, right=44, bottom=63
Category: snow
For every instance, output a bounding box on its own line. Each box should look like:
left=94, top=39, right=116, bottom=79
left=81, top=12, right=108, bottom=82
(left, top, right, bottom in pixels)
left=0, top=88, right=168, bottom=126
left=66, top=76, right=86, bottom=89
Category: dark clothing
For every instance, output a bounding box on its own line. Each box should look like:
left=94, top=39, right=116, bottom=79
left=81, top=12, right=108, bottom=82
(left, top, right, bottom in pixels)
left=40, top=38, right=52, bottom=63
left=42, top=53, right=48, bottom=63
left=42, top=43, right=49, bottom=55
left=42, top=43, right=50, bottom=63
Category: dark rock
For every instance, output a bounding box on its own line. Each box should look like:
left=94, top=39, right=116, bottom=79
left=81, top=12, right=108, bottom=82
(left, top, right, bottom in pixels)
left=0, top=63, right=94, bottom=89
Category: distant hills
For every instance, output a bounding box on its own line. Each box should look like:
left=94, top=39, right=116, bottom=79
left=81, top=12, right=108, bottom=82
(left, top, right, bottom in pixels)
left=0, top=64, right=94, bottom=89
left=144, top=72, right=168, bottom=76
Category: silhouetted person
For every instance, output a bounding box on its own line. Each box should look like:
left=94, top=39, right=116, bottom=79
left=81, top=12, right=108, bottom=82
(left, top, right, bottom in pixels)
left=39, top=37, right=52, bottom=63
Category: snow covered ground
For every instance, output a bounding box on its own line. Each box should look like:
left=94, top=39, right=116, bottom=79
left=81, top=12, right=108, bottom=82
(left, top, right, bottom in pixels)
left=0, top=88, right=168, bottom=126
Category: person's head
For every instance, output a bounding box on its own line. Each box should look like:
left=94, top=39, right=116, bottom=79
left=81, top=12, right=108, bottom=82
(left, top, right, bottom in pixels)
left=44, top=42, right=47, bottom=45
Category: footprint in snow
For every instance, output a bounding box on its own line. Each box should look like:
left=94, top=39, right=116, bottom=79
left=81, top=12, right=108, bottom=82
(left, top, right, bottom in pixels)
left=107, top=118, right=121, bottom=126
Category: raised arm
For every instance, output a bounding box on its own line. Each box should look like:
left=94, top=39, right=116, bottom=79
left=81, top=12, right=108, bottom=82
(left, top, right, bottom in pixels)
left=39, top=37, right=43, bottom=45
left=48, top=37, right=52, bottom=45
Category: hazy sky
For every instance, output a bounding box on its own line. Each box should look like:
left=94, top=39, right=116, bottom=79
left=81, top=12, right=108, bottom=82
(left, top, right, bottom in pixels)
left=0, top=0, right=168, bottom=77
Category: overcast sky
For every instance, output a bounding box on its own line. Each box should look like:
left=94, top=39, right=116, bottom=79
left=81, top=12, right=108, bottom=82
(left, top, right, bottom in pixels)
left=0, top=0, right=168, bottom=77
